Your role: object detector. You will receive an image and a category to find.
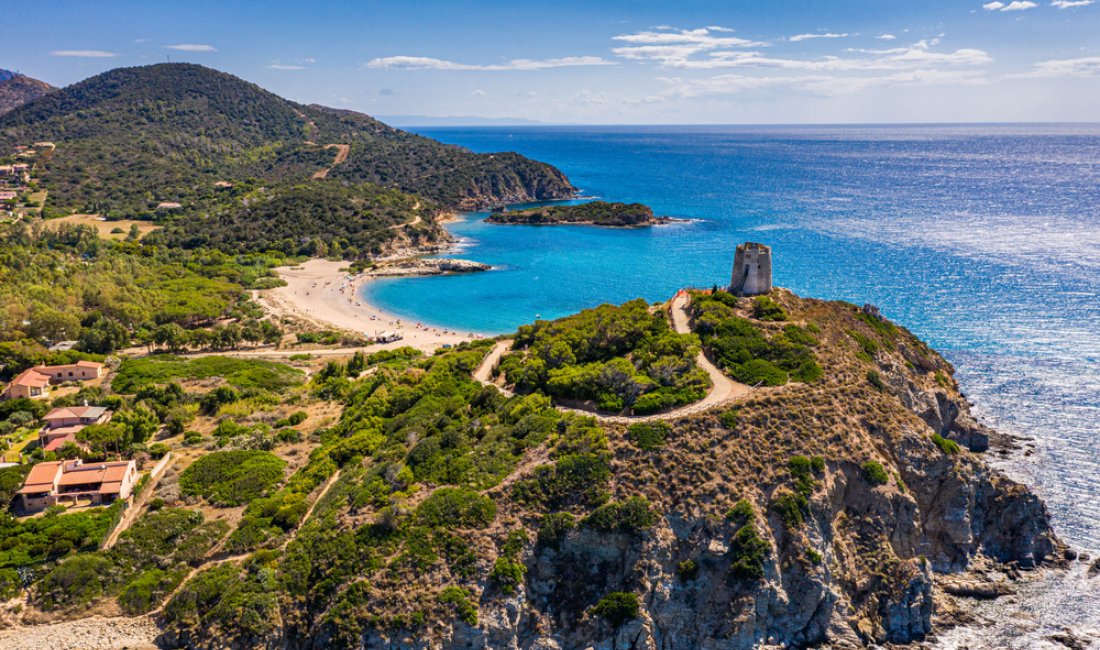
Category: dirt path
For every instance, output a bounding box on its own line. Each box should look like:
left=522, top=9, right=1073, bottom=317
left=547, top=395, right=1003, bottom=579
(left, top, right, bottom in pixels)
left=473, top=293, right=750, bottom=422
left=473, top=340, right=512, bottom=390
left=312, top=143, right=350, bottom=179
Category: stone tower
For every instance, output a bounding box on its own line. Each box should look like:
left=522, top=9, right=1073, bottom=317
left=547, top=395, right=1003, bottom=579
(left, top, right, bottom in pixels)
left=730, top=242, right=773, bottom=296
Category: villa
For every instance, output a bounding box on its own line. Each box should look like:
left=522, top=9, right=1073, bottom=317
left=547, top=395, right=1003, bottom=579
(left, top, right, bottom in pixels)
left=39, top=405, right=112, bottom=452
left=33, top=360, right=105, bottom=384
left=2, top=368, right=52, bottom=400
left=17, top=459, right=138, bottom=512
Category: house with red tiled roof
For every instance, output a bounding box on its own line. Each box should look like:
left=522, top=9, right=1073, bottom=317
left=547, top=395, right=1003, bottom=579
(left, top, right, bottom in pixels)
left=39, top=405, right=112, bottom=452
left=17, top=459, right=138, bottom=512
left=32, top=360, right=105, bottom=385
left=2, top=368, right=52, bottom=400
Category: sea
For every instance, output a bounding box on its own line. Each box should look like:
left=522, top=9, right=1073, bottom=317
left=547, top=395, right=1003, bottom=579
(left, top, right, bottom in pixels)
left=362, top=124, right=1100, bottom=646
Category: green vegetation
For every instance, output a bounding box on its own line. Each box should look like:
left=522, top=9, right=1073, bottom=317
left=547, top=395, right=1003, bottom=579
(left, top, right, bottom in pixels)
left=730, top=523, right=771, bottom=580
left=150, top=180, right=437, bottom=260
left=438, top=586, right=478, bottom=626
left=179, top=450, right=287, bottom=506
left=690, top=291, right=822, bottom=386
left=537, top=512, right=577, bottom=550
left=0, top=504, right=120, bottom=573
left=583, top=496, right=658, bottom=533
left=415, top=488, right=496, bottom=530
left=626, top=421, right=670, bottom=451
left=112, top=355, right=303, bottom=393
left=500, top=300, right=709, bottom=414
left=591, top=591, right=640, bottom=627
left=486, top=201, right=664, bottom=227
left=676, top=558, right=699, bottom=580
left=751, top=295, right=788, bottom=322
left=932, top=433, right=961, bottom=455
left=0, top=223, right=284, bottom=351
left=34, top=508, right=225, bottom=612
left=0, top=63, right=571, bottom=217
left=866, top=370, right=886, bottom=391
left=862, top=461, right=890, bottom=486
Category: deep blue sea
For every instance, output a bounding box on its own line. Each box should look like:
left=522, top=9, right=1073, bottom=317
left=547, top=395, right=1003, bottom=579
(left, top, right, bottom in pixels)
left=364, top=124, right=1100, bottom=643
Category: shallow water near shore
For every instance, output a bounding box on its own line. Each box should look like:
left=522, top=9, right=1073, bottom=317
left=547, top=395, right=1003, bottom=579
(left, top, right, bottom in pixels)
left=362, top=124, right=1100, bottom=644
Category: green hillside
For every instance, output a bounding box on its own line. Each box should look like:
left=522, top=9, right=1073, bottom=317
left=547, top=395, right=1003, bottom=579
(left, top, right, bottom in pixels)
left=0, top=64, right=574, bottom=217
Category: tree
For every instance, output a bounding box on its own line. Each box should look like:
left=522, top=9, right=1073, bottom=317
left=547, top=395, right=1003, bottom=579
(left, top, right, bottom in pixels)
left=79, top=316, right=130, bottom=354
left=115, top=405, right=160, bottom=445
left=153, top=323, right=188, bottom=353
left=77, top=422, right=130, bottom=456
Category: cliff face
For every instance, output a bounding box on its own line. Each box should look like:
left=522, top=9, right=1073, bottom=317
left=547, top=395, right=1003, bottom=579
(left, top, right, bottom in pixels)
left=157, top=292, right=1059, bottom=650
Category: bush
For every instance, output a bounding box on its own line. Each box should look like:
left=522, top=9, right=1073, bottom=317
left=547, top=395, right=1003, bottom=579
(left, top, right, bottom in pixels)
left=626, top=421, right=670, bottom=451
left=932, top=434, right=960, bottom=455
left=591, top=592, right=639, bottom=627
left=537, top=512, right=576, bottom=550
left=805, top=548, right=823, bottom=565
left=584, top=496, right=658, bottom=533
left=751, top=296, right=787, bottom=321
left=726, top=498, right=756, bottom=524
left=183, top=430, right=203, bottom=445
left=415, top=488, right=496, bottom=529
left=677, top=559, right=699, bottom=580
left=179, top=450, right=286, bottom=506
left=866, top=370, right=885, bottom=391
left=490, top=557, right=526, bottom=594
left=729, top=524, right=770, bottom=580
left=438, top=586, right=478, bottom=626
left=862, top=461, right=890, bottom=486
left=771, top=490, right=805, bottom=530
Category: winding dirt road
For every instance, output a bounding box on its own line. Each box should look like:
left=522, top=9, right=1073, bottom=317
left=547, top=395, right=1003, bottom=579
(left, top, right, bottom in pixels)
left=473, top=293, right=749, bottom=422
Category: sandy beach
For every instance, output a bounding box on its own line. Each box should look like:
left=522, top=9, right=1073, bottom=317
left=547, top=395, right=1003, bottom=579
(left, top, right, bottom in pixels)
left=256, top=259, right=487, bottom=353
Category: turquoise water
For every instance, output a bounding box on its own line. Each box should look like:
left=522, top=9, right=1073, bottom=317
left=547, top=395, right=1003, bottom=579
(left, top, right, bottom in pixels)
left=363, top=125, right=1100, bottom=559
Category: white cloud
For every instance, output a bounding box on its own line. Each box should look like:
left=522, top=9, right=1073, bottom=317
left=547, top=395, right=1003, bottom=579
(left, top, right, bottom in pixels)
left=51, top=49, right=118, bottom=58
left=1052, top=0, right=1094, bottom=7
left=1009, top=56, right=1100, bottom=77
left=984, top=0, right=1038, bottom=9
left=165, top=44, right=217, bottom=52
left=267, top=63, right=305, bottom=70
left=365, top=55, right=615, bottom=71
left=472, top=89, right=486, bottom=95
left=789, top=33, right=850, bottom=42
left=660, top=67, right=987, bottom=99
left=611, top=27, right=767, bottom=66
left=877, top=34, right=898, bottom=40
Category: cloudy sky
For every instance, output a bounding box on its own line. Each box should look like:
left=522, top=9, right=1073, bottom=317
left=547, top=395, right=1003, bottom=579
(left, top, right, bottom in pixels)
left=6, top=0, right=1100, bottom=124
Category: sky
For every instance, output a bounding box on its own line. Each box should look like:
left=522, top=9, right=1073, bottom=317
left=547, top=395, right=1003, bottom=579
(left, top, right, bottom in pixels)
left=4, top=0, right=1100, bottom=124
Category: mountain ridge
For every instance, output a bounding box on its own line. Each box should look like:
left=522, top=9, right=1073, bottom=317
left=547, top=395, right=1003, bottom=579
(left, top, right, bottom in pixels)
left=0, top=64, right=574, bottom=215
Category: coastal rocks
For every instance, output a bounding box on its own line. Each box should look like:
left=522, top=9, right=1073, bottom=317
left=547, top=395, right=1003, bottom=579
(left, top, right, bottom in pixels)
left=366, top=258, right=491, bottom=277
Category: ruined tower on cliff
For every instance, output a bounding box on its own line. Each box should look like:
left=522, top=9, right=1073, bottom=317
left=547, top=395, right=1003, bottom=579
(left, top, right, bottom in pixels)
left=730, top=242, right=773, bottom=296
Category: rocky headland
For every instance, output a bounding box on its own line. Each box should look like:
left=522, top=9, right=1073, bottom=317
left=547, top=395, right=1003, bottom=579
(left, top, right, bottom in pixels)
left=486, top=201, right=673, bottom=227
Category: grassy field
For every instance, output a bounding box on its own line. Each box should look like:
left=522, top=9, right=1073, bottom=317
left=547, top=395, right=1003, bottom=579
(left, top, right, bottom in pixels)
left=44, top=214, right=160, bottom=240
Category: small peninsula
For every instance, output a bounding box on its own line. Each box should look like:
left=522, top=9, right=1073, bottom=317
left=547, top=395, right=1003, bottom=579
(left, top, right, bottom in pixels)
left=485, top=200, right=672, bottom=227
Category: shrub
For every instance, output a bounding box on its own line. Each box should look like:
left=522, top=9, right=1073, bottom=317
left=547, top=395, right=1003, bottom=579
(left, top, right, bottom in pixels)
left=415, top=488, right=496, bottom=529
left=932, top=434, right=960, bottom=455
left=677, top=559, right=699, bottom=580
left=591, top=592, right=639, bottom=627
left=862, top=461, right=889, bottom=486
left=866, top=370, right=885, bottom=391
left=490, top=557, right=526, bottom=594
left=537, top=512, right=576, bottom=550
left=584, top=496, right=658, bottom=533
left=805, top=548, right=823, bottom=565
left=626, top=421, right=670, bottom=451
left=182, top=430, right=203, bottom=445
left=726, top=499, right=756, bottom=524
left=751, top=296, right=787, bottom=321
left=729, top=524, right=770, bottom=580
left=438, top=586, right=478, bottom=626
left=771, top=490, right=805, bottom=530
left=179, top=450, right=286, bottom=506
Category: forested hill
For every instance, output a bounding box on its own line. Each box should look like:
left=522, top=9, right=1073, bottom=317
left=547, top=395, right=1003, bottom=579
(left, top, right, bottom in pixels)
left=0, top=71, right=53, bottom=116
left=0, top=63, right=574, bottom=215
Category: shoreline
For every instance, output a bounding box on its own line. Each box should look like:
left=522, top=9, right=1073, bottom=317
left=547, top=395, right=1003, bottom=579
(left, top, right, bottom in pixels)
left=255, top=258, right=490, bottom=354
